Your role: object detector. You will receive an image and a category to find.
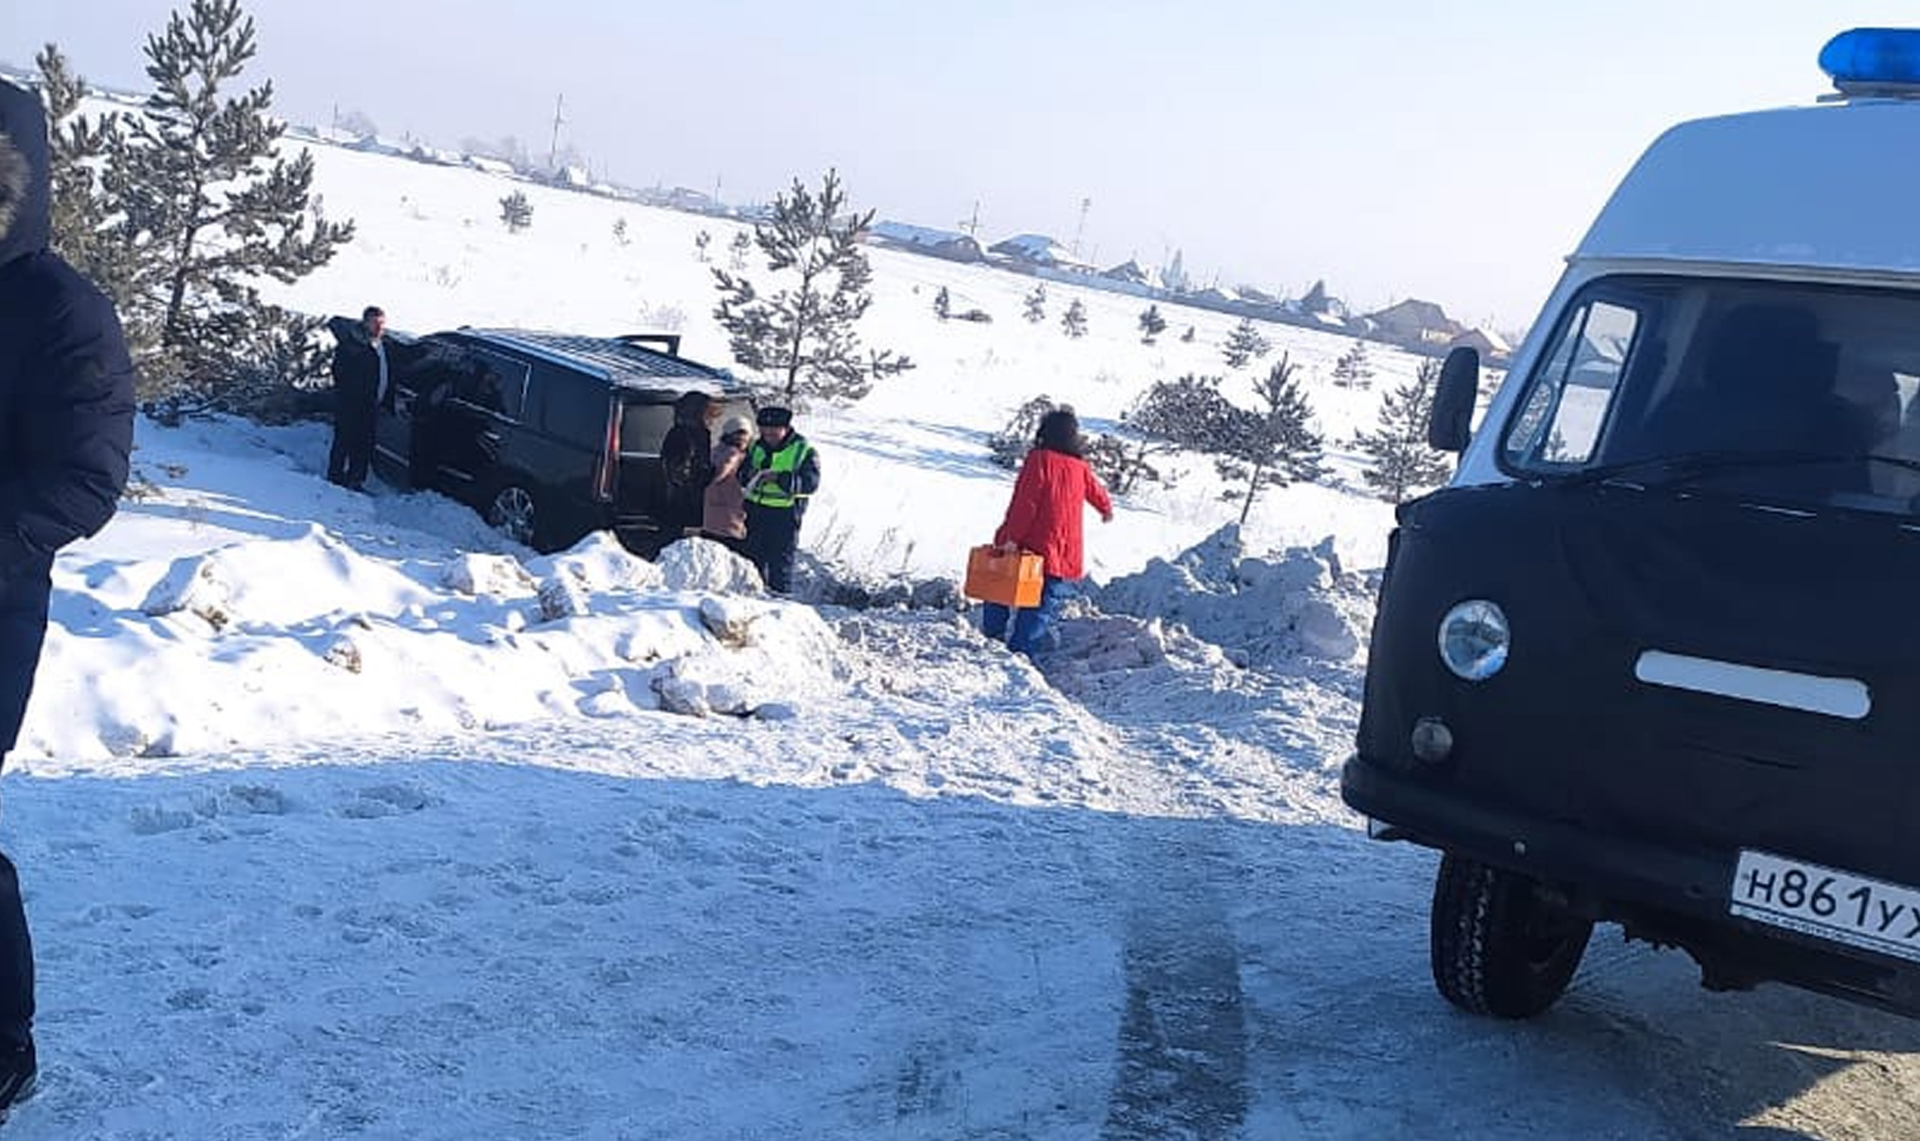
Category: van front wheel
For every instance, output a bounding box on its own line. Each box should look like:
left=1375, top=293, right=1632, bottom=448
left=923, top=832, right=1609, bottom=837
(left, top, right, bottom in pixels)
left=1431, top=853, right=1592, bottom=1019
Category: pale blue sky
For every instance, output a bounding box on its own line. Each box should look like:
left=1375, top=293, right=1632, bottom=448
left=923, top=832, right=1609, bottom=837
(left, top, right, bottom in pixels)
left=7, top=1, right=1917, bottom=330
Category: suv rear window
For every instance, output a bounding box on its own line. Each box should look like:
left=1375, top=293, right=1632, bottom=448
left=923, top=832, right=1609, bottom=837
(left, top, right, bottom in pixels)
left=619, top=402, right=676, bottom=455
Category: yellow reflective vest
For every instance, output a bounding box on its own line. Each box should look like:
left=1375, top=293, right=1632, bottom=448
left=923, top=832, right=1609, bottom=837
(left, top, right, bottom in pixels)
left=744, top=436, right=816, bottom=509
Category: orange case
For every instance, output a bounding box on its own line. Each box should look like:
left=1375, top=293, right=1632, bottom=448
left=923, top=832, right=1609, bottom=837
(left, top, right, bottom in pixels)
left=964, top=545, right=1045, bottom=607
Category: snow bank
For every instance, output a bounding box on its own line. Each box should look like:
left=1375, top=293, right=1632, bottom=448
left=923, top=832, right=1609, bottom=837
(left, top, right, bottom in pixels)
left=1094, top=524, right=1372, bottom=667
left=21, top=520, right=838, bottom=764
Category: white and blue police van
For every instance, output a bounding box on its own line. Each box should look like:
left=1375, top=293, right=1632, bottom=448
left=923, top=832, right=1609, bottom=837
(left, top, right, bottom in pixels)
left=1344, top=29, right=1920, bottom=1020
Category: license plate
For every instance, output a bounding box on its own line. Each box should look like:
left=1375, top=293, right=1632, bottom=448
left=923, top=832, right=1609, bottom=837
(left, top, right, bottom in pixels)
left=1730, top=850, right=1920, bottom=965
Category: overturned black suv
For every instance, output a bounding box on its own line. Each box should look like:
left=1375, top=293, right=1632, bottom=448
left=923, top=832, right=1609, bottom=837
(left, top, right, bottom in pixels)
left=373, top=329, right=750, bottom=553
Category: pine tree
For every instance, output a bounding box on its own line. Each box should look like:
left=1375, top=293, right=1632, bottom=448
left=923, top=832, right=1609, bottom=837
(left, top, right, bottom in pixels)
left=694, top=229, right=711, bottom=262
left=1331, top=339, right=1373, bottom=387
left=1022, top=283, right=1047, bottom=324
left=1138, top=303, right=1167, bottom=343
left=728, top=229, right=750, bottom=270
left=1125, top=374, right=1241, bottom=493
left=1082, top=431, right=1146, bottom=495
left=933, top=285, right=951, bottom=321
left=1214, top=353, right=1326, bottom=525
left=1221, top=316, right=1271, bottom=369
left=986, top=395, right=1057, bottom=468
left=499, top=189, right=533, bottom=232
left=91, top=0, right=354, bottom=413
left=1061, top=297, right=1088, bottom=339
left=612, top=217, right=629, bottom=245
left=1353, top=359, right=1453, bottom=503
left=710, top=168, right=913, bottom=404
left=34, top=44, right=124, bottom=298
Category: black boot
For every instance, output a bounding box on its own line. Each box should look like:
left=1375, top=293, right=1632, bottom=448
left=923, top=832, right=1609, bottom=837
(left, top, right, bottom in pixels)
left=0, top=1039, right=36, bottom=1117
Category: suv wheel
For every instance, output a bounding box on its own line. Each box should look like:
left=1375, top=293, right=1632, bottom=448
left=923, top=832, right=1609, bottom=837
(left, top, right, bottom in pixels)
left=1431, top=853, right=1592, bottom=1019
left=485, top=483, right=540, bottom=548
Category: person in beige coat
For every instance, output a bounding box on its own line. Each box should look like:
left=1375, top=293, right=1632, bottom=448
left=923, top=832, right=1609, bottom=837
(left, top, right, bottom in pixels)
left=702, top=414, right=753, bottom=553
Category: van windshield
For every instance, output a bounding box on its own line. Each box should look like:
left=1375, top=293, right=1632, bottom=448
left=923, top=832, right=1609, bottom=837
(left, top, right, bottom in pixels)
left=1501, top=277, right=1920, bottom=516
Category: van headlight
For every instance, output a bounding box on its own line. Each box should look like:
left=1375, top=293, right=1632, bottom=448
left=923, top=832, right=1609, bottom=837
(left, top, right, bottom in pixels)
left=1438, top=600, right=1509, bottom=681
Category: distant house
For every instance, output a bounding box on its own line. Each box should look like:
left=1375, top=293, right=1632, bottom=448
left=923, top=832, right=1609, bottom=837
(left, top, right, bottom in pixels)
left=989, top=234, right=1093, bottom=272
left=350, top=134, right=411, bottom=158
left=1189, top=285, right=1241, bottom=307
left=1449, top=326, right=1514, bottom=362
left=869, top=221, right=986, bottom=263
left=665, top=187, right=725, bottom=215
left=409, top=145, right=464, bottom=167
left=466, top=156, right=517, bottom=177
left=307, top=125, right=361, bottom=146
left=1101, top=258, right=1161, bottom=288
left=1367, top=298, right=1464, bottom=346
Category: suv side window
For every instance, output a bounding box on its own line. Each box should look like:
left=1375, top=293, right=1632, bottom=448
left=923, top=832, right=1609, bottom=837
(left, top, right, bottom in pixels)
left=1503, top=297, right=1641, bottom=469
left=535, top=368, right=612, bottom=444
left=454, top=348, right=530, bottom=421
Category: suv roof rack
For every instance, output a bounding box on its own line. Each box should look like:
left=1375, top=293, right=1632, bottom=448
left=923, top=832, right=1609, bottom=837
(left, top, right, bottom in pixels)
left=454, top=328, right=732, bottom=388
left=615, top=333, right=682, bottom=357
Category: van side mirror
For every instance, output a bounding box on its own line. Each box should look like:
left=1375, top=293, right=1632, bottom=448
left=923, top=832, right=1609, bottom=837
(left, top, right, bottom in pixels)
left=1428, top=346, right=1480, bottom=453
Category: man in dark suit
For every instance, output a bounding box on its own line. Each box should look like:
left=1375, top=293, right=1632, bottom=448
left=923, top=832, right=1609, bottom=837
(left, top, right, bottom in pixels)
left=326, top=306, right=391, bottom=490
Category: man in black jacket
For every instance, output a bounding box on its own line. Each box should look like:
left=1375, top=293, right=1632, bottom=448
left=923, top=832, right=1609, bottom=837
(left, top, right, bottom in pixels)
left=0, top=79, right=137, bottom=1115
left=326, top=307, right=391, bottom=490
left=658, top=390, right=715, bottom=538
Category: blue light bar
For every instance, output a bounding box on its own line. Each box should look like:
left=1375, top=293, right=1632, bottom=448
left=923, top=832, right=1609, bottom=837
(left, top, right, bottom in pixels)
left=1820, top=28, right=1920, bottom=93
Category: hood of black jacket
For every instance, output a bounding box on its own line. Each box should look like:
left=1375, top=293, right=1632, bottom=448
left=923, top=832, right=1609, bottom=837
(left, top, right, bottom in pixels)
left=0, top=79, right=52, bottom=270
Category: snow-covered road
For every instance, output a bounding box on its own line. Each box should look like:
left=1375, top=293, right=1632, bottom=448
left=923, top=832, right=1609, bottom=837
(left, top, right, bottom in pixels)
left=2, top=701, right=1913, bottom=1140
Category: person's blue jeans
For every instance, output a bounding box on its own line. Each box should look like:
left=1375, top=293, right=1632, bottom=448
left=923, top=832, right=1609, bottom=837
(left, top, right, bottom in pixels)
left=981, top=576, right=1070, bottom=657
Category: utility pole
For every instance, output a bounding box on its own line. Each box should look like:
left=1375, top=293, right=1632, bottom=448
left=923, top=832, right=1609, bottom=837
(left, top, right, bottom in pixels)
left=1071, top=196, right=1092, bottom=259
left=959, top=200, right=981, bottom=237
left=546, top=93, right=566, bottom=172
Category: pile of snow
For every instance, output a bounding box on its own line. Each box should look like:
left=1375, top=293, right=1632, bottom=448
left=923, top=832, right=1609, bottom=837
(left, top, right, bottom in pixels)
left=527, top=531, right=667, bottom=594
left=1095, top=524, right=1373, bottom=668
left=22, top=518, right=836, bottom=764
left=440, top=552, right=536, bottom=597
left=655, top=536, right=766, bottom=595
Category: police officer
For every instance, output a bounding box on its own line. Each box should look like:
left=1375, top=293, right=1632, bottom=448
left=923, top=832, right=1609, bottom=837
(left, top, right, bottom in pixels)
left=740, top=406, right=820, bottom=594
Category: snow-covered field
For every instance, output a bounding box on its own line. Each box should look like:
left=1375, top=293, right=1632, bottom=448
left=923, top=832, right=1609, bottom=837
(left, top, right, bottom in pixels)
left=4, top=135, right=1916, bottom=1138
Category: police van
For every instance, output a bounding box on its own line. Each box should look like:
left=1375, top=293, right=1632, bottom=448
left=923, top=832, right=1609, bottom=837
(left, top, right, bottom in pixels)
left=1343, top=29, right=1920, bottom=1020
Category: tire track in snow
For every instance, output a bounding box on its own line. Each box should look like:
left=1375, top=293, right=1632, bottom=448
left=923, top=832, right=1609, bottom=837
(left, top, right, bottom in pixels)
left=1101, top=836, right=1249, bottom=1141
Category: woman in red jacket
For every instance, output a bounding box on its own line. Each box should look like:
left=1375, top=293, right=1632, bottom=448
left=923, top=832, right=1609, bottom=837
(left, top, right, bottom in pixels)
left=985, top=408, right=1113, bottom=655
